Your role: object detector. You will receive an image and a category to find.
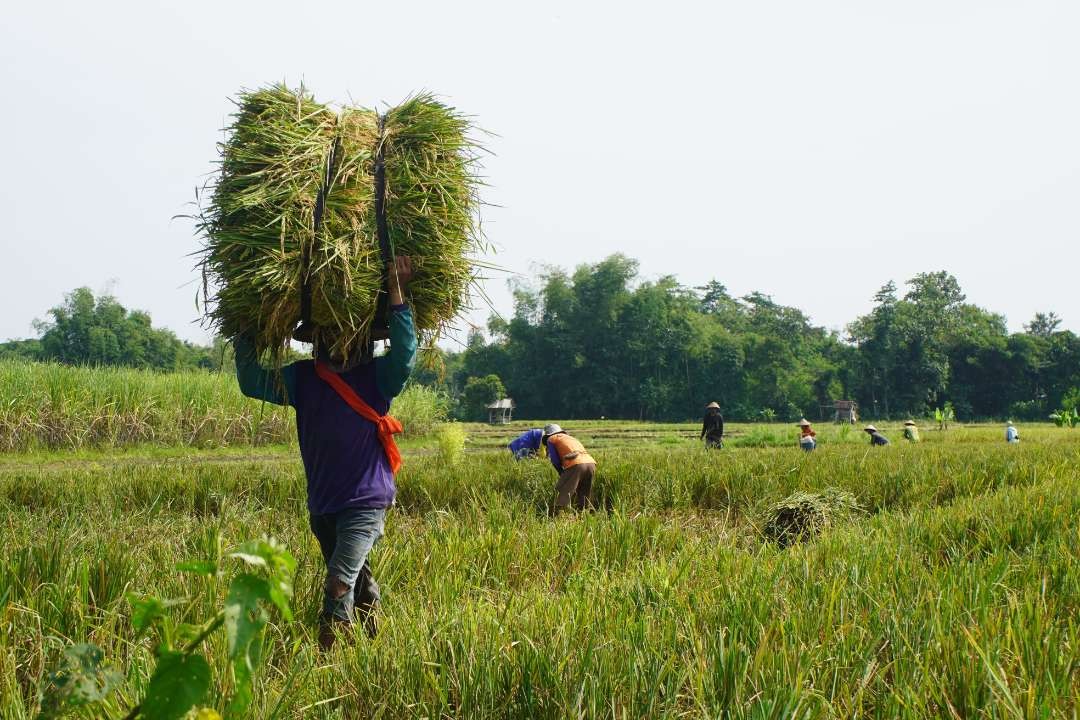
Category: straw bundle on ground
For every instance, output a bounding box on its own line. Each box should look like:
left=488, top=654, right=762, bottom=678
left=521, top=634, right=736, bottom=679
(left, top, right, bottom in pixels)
left=197, top=84, right=483, bottom=364
left=762, top=488, right=862, bottom=547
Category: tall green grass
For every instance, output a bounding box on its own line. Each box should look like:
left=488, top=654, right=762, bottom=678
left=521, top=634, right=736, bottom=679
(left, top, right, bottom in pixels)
left=0, top=360, right=291, bottom=451
left=0, top=361, right=450, bottom=451
left=2, top=442, right=1078, bottom=717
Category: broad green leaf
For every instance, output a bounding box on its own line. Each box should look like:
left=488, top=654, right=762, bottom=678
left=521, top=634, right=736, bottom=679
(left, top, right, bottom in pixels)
left=266, top=577, right=294, bottom=622
left=127, top=593, right=167, bottom=635
left=176, top=560, right=218, bottom=575
left=223, top=574, right=270, bottom=718
left=229, top=538, right=296, bottom=577
left=225, top=652, right=256, bottom=719
left=224, top=573, right=270, bottom=657
left=37, top=643, right=121, bottom=717
left=173, top=622, right=204, bottom=647
left=141, top=652, right=211, bottom=720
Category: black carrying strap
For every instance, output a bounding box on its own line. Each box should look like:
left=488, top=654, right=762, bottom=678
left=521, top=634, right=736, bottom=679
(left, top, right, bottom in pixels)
left=372, top=111, right=394, bottom=339
left=294, top=135, right=341, bottom=343
left=295, top=111, right=394, bottom=343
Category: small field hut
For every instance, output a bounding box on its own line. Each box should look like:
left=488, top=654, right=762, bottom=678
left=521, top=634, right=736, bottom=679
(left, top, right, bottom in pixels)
left=833, top=400, right=858, bottom=424
left=486, top=398, right=515, bottom=425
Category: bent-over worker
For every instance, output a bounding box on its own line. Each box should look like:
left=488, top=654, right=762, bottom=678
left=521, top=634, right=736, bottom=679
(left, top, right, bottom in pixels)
left=864, top=424, right=890, bottom=446
left=542, top=424, right=597, bottom=513
left=508, top=428, right=543, bottom=460
left=235, top=256, right=416, bottom=650
left=701, top=402, right=725, bottom=448
left=903, top=420, right=920, bottom=443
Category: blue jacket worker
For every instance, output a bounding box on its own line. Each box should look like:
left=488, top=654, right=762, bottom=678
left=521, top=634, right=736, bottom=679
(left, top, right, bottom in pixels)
left=509, top=428, right=543, bottom=460
left=863, top=424, right=890, bottom=446
left=235, top=256, right=416, bottom=650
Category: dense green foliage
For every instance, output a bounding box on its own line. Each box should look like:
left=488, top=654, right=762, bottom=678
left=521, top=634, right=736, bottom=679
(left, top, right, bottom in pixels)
left=444, top=256, right=1080, bottom=422
left=2, top=433, right=1078, bottom=717
left=5, top=263, right=1078, bottom=424
left=460, top=373, right=506, bottom=421
left=0, top=288, right=225, bottom=371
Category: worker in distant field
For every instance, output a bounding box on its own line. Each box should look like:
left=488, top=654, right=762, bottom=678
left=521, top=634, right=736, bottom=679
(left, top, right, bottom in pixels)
left=700, top=402, right=725, bottom=448
left=1006, top=421, right=1021, bottom=443
left=903, top=420, right=920, bottom=443
left=508, top=428, right=543, bottom=460
left=235, top=256, right=415, bottom=651
left=864, top=424, right=890, bottom=446
left=797, top=418, right=817, bottom=451
left=541, top=424, right=597, bottom=513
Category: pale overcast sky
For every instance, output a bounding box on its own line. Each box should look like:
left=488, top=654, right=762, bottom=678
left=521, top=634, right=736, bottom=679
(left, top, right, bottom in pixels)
left=2, top=0, right=1077, bottom=346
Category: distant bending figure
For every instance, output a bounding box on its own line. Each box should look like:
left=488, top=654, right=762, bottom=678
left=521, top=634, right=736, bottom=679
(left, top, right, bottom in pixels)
left=701, top=402, right=725, bottom=449
left=797, top=418, right=816, bottom=452
left=1005, top=421, right=1020, bottom=444
left=508, top=428, right=543, bottom=460
left=864, top=424, right=890, bottom=446
left=542, top=424, right=597, bottom=513
left=903, top=420, right=920, bottom=443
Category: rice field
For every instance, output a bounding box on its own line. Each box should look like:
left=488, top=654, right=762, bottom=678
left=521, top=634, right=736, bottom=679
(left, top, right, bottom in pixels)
left=2, top=423, right=1078, bottom=718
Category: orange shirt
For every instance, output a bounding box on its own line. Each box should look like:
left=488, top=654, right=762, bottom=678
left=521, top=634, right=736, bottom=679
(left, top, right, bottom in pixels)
left=547, top=433, right=596, bottom=470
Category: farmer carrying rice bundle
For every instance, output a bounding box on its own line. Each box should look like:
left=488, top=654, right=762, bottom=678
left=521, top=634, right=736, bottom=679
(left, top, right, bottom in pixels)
left=235, top=257, right=416, bottom=650
left=207, top=84, right=485, bottom=651
left=701, top=402, right=725, bottom=448
left=542, top=424, right=597, bottom=513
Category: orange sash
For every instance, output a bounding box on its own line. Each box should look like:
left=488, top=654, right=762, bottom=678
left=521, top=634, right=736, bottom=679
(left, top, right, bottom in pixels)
left=314, top=361, right=404, bottom=474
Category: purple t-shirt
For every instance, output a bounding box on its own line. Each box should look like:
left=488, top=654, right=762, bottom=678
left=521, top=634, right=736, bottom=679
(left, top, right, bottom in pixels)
left=234, top=306, right=417, bottom=515
left=291, top=361, right=396, bottom=513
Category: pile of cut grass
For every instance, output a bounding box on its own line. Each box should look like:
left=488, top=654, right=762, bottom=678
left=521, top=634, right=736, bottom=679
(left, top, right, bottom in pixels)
left=198, top=85, right=484, bottom=365
left=761, top=487, right=862, bottom=547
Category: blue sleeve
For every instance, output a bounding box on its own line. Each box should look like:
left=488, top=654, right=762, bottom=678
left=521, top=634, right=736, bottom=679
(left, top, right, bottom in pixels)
left=529, top=429, right=543, bottom=450
left=547, top=442, right=562, bottom=472
left=234, top=336, right=296, bottom=407
left=376, top=305, right=418, bottom=401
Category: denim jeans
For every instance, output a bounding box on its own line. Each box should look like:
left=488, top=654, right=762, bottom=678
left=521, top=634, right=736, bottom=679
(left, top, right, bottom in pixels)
left=309, top=507, right=386, bottom=623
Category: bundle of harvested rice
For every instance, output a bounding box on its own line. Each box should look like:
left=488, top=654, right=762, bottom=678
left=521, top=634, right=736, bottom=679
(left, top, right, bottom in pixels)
left=761, top=487, right=862, bottom=547
left=197, top=84, right=484, bottom=365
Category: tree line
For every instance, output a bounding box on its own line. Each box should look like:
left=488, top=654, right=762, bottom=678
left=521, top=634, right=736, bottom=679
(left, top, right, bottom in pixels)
left=5, top=263, right=1078, bottom=423
left=0, top=287, right=230, bottom=372
left=426, top=255, right=1080, bottom=422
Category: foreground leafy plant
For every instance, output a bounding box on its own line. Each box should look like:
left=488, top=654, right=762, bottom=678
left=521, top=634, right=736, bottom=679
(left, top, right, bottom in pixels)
left=37, top=539, right=295, bottom=720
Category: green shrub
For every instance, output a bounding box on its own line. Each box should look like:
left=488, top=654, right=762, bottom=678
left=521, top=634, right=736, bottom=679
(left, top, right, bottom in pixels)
left=393, top=384, right=449, bottom=438
left=435, top=422, right=467, bottom=466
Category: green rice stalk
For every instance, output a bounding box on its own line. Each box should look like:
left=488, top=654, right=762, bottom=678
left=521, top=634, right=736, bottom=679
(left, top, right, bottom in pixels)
left=197, top=85, right=484, bottom=366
